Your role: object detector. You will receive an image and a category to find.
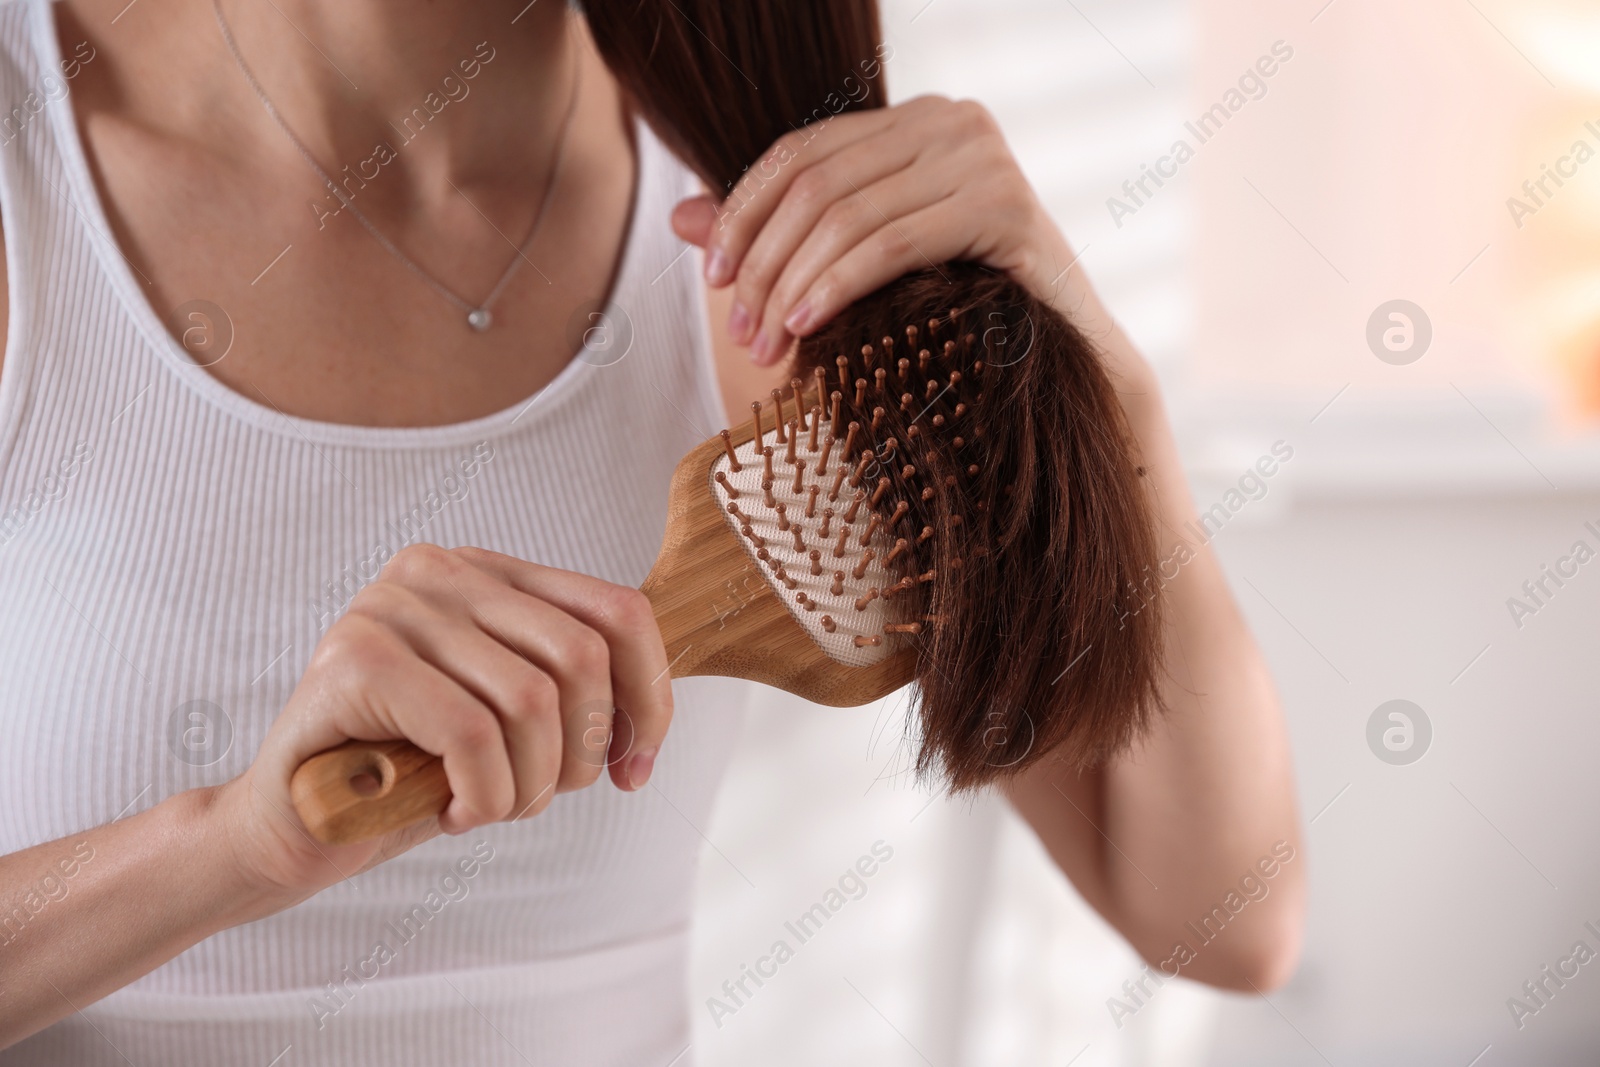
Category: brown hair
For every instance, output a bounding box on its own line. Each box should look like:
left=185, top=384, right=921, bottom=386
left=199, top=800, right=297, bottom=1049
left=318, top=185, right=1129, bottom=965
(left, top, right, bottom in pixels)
left=584, top=0, right=1164, bottom=789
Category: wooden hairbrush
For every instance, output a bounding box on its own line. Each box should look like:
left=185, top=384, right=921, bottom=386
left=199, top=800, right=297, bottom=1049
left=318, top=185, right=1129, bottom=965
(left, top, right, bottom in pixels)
left=291, top=368, right=932, bottom=844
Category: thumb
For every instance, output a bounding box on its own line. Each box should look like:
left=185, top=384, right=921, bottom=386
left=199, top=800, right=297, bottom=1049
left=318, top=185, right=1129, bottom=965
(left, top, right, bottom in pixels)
left=670, top=194, right=718, bottom=248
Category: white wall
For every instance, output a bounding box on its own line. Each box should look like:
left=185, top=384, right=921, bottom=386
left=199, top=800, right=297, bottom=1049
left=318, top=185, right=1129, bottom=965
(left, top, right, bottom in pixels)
left=1202, top=482, right=1600, bottom=1065
left=1175, top=0, right=1600, bottom=1055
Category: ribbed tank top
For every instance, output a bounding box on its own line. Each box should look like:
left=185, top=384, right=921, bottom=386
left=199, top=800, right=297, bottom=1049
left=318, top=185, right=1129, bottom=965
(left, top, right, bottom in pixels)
left=0, top=1, right=750, bottom=1063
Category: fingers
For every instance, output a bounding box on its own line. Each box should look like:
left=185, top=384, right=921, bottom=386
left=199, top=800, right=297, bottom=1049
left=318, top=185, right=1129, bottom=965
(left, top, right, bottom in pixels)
left=752, top=167, right=959, bottom=356
left=266, top=542, right=674, bottom=888
left=739, top=193, right=972, bottom=372
left=732, top=137, right=926, bottom=360
left=701, top=109, right=894, bottom=291
left=325, top=541, right=669, bottom=844
left=778, top=200, right=976, bottom=353
left=703, top=95, right=1036, bottom=368
left=376, top=545, right=638, bottom=796
left=357, top=581, right=572, bottom=820
left=315, top=611, right=516, bottom=835
left=451, top=547, right=674, bottom=792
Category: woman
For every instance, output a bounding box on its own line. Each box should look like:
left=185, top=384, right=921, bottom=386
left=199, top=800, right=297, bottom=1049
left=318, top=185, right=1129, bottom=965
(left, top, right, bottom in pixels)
left=0, top=0, right=1304, bottom=1063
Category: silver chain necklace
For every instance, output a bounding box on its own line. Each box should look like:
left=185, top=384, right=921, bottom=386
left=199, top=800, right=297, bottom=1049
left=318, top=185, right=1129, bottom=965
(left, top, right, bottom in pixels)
left=211, top=0, right=580, bottom=332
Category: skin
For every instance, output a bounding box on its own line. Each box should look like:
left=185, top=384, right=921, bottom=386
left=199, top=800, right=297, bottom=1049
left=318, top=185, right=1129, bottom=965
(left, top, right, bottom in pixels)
left=0, top=0, right=1304, bottom=1049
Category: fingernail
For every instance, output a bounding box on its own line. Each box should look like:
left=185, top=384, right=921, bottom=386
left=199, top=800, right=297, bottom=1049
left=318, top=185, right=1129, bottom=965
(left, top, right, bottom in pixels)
left=784, top=300, right=813, bottom=335
left=706, top=248, right=731, bottom=286
left=626, top=747, right=659, bottom=790
left=749, top=331, right=771, bottom=364
left=728, top=301, right=752, bottom=343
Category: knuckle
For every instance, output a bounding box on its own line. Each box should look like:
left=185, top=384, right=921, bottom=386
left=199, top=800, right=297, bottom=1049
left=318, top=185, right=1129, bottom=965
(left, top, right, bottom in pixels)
left=449, top=708, right=502, bottom=754
left=954, top=98, right=997, bottom=135
left=772, top=130, right=810, bottom=166
left=314, top=614, right=400, bottom=677
left=815, top=198, right=861, bottom=245
left=462, top=785, right=515, bottom=827
left=562, top=627, right=610, bottom=679
left=873, top=224, right=914, bottom=263
left=803, top=275, right=838, bottom=320
left=727, top=143, right=798, bottom=222
left=741, top=230, right=788, bottom=288
left=503, top=667, right=558, bottom=724
left=347, top=578, right=411, bottom=621
left=450, top=545, right=493, bottom=569
left=1008, top=244, right=1042, bottom=286
left=344, top=636, right=399, bottom=682
left=594, top=585, right=656, bottom=638
left=736, top=250, right=775, bottom=297
left=788, top=167, right=830, bottom=209
left=382, top=542, right=452, bottom=583
left=714, top=209, right=749, bottom=248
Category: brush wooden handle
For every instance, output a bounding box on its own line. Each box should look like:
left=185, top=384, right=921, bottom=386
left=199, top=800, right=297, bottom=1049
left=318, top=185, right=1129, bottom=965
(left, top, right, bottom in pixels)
left=291, top=739, right=452, bottom=847
left=291, top=427, right=915, bottom=845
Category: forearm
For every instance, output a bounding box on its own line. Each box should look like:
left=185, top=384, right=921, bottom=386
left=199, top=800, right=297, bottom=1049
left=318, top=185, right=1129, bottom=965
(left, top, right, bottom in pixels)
left=1008, top=256, right=1304, bottom=989
left=0, top=787, right=282, bottom=1049
left=1105, top=386, right=1302, bottom=985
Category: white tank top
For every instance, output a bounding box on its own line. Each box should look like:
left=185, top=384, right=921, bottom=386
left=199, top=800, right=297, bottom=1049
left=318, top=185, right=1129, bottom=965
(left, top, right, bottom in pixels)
left=0, top=1, right=749, bottom=1063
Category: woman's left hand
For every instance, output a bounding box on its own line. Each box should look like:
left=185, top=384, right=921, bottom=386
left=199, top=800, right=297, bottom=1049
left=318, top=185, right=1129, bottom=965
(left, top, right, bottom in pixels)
left=670, top=94, right=1078, bottom=368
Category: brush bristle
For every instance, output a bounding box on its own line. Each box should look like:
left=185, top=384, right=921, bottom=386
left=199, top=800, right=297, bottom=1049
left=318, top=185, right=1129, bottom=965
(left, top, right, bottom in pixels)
left=710, top=303, right=987, bottom=671
left=711, top=396, right=919, bottom=668
left=792, top=262, right=1167, bottom=792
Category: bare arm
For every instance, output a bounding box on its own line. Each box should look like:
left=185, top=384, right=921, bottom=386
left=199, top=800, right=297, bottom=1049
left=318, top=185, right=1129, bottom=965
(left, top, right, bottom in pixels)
left=685, top=96, right=1305, bottom=991
left=1004, top=273, right=1304, bottom=992
left=0, top=790, right=280, bottom=1048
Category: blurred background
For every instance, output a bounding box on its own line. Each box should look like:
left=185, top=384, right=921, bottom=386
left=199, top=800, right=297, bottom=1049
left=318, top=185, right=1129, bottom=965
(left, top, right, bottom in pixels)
left=688, top=0, right=1600, bottom=1063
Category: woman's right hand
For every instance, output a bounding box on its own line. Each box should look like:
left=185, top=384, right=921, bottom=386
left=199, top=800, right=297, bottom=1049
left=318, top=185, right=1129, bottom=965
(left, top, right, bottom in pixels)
left=210, top=544, right=674, bottom=903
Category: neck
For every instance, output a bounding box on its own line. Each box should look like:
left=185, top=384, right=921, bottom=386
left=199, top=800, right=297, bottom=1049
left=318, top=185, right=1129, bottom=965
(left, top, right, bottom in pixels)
left=181, top=0, right=578, bottom=197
